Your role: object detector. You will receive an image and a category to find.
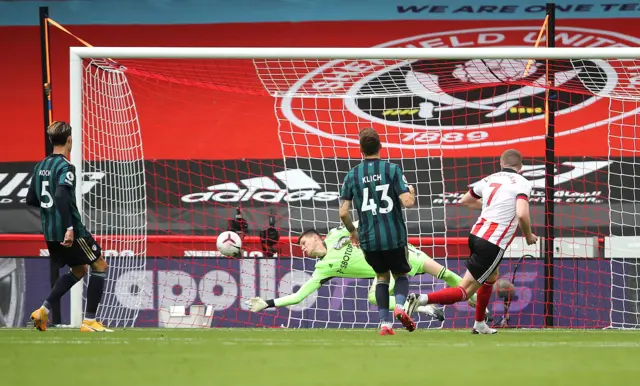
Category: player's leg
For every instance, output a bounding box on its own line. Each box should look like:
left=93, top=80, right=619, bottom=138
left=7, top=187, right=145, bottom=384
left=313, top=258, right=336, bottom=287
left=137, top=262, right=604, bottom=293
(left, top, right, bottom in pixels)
left=363, top=250, right=394, bottom=334
left=463, top=235, right=503, bottom=334
left=472, top=268, right=499, bottom=335
left=406, top=236, right=489, bottom=314
left=368, top=276, right=397, bottom=309
left=78, top=236, right=113, bottom=332
left=420, top=253, right=479, bottom=308
left=391, top=247, right=416, bottom=332
left=31, top=242, right=88, bottom=331
left=367, top=277, right=444, bottom=321
left=406, top=269, right=476, bottom=317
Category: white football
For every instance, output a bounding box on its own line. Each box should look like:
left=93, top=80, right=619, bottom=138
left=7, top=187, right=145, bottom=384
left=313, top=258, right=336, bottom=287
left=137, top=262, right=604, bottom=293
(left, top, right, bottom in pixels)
left=217, top=231, right=242, bottom=256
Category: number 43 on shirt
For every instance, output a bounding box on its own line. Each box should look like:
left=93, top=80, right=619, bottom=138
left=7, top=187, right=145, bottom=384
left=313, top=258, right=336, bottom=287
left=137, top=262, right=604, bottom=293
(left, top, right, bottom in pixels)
left=361, top=184, right=393, bottom=215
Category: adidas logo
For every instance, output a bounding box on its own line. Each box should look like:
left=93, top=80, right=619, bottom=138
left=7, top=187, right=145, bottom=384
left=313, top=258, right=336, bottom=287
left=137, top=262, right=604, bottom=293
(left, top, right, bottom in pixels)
left=0, top=172, right=30, bottom=204
left=181, top=169, right=340, bottom=204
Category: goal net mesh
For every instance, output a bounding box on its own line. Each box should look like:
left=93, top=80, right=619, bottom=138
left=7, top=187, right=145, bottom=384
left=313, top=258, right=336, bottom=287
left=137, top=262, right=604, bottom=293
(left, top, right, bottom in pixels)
left=81, top=61, right=147, bottom=328
left=79, top=53, right=640, bottom=329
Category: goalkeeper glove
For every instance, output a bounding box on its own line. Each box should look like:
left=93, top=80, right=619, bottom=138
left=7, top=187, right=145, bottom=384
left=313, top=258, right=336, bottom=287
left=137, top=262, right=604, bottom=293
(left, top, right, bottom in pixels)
left=246, top=297, right=268, bottom=312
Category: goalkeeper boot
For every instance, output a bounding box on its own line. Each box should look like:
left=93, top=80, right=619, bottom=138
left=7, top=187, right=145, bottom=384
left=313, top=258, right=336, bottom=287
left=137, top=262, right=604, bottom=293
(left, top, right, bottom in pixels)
left=80, top=320, right=114, bottom=332
left=30, top=307, right=48, bottom=332
left=417, top=305, right=445, bottom=322
left=380, top=323, right=395, bottom=336
left=394, top=306, right=416, bottom=332
left=472, top=321, right=497, bottom=335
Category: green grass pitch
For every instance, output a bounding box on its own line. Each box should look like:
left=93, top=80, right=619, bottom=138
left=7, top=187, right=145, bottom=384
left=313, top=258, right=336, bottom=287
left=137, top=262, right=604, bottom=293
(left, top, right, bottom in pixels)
left=1, top=328, right=638, bottom=385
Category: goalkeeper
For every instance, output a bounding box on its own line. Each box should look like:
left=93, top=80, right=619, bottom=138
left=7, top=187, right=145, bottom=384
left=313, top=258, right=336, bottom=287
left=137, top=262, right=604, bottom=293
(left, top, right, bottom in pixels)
left=247, top=224, right=484, bottom=321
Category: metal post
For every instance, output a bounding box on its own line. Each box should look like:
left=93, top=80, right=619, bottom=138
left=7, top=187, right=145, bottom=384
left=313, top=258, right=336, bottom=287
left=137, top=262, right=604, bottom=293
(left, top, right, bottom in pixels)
left=543, top=1, right=556, bottom=328
left=39, top=6, right=62, bottom=326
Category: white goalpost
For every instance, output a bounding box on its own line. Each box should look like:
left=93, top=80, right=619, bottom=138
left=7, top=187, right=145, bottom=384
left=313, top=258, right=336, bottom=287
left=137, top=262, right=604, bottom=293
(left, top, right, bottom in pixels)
left=69, top=53, right=148, bottom=328
left=68, top=46, right=640, bottom=329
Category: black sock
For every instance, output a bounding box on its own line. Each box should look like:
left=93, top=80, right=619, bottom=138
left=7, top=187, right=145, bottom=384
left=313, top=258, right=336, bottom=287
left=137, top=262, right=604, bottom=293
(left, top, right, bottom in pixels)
left=45, top=272, right=80, bottom=309
left=85, top=271, right=107, bottom=320
left=394, top=275, right=409, bottom=308
left=376, top=281, right=390, bottom=323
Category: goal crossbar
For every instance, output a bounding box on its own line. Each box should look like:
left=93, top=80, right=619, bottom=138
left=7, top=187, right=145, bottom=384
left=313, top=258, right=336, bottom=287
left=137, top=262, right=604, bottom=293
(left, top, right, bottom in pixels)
left=70, top=46, right=640, bottom=60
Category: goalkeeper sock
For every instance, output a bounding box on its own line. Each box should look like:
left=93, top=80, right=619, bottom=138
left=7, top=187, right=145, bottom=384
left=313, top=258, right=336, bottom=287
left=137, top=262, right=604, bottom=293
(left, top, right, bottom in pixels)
left=438, top=267, right=462, bottom=288
left=475, top=280, right=495, bottom=322
left=393, top=275, right=409, bottom=309
left=376, top=281, right=391, bottom=323
left=45, top=272, right=80, bottom=311
left=85, top=271, right=107, bottom=320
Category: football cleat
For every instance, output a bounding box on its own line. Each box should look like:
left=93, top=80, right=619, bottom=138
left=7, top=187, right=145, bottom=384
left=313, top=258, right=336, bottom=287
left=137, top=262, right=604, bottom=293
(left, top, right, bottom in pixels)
left=80, top=320, right=114, bottom=332
left=380, top=324, right=395, bottom=336
left=394, top=306, right=417, bottom=332
left=472, top=321, right=497, bottom=335
left=417, top=305, right=445, bottom=322
left=30, top=307, right=48, bottom=332
left=405, top=293, right=421, bottom=317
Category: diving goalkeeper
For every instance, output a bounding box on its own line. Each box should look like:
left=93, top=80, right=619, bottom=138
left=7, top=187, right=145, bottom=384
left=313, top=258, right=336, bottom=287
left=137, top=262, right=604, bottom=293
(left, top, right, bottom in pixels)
left=247, top=224, right=485, bottom=321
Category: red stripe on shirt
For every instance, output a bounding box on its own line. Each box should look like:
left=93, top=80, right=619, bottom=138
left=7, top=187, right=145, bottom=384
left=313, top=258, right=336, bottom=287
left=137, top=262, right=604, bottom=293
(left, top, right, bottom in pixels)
left=471, top=218, right=486, bottom=235
left=496, top=216, right=516, bottom=246
left=482, top=222, right=499, bottom=240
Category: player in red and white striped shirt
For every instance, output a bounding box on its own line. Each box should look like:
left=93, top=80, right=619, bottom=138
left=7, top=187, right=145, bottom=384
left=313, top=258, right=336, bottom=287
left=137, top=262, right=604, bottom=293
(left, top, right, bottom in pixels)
left=407, top=149, right=537, bottom=334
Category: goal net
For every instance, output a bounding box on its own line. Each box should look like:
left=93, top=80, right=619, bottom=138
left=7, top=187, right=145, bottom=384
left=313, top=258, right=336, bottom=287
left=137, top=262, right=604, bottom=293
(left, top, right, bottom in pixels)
left=71, top=46, right=640, bottom=329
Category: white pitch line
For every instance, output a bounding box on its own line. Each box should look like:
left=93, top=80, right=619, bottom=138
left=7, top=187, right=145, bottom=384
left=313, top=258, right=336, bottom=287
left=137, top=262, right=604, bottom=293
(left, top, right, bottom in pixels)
left=220, top=338, right=472, bottom=347
left=0, top=339, right=129, bottom=345
left=496, top=341, right=640, bottom=348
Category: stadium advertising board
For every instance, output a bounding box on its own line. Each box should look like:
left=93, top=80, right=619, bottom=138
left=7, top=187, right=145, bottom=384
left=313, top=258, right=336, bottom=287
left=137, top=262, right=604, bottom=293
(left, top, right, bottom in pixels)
left=2, top=20, right=640, bottom=162
left=0, top=255, right=618, bottom=329
left=2, top=0, right=640, bottom=26
left=0, top=157, right=626, bottom=236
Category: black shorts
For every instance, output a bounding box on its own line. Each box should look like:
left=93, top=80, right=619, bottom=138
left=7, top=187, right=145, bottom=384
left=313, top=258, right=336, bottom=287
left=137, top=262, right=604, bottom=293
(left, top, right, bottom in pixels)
left=363, top=246, right=411, bottom=274
left=466, top=234, right=505, bottom=284
left=47, top=236, right=102, bottom=268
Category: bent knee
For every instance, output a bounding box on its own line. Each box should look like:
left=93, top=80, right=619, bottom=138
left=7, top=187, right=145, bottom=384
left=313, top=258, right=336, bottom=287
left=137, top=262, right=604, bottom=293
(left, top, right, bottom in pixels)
left=91, top=257, right=108, bottom=272
left=487, top=269, right=499, bottom=282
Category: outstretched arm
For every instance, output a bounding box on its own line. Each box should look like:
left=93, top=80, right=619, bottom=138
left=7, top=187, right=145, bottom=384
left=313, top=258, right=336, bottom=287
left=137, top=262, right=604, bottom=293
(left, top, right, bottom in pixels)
left=460, top=190, right=482, bottom=210
left=247, top=277, right=322, bottom=311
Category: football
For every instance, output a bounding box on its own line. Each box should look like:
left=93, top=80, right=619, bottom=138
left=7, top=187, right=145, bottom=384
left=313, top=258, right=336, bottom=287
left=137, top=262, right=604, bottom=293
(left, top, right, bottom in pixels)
left=217, top=231, right=242, bottom=256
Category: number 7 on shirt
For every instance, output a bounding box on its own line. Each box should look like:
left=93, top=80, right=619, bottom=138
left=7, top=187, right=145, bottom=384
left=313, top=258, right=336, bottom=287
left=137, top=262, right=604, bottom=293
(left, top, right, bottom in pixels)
left=486, top=183, right=502, bottom=206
